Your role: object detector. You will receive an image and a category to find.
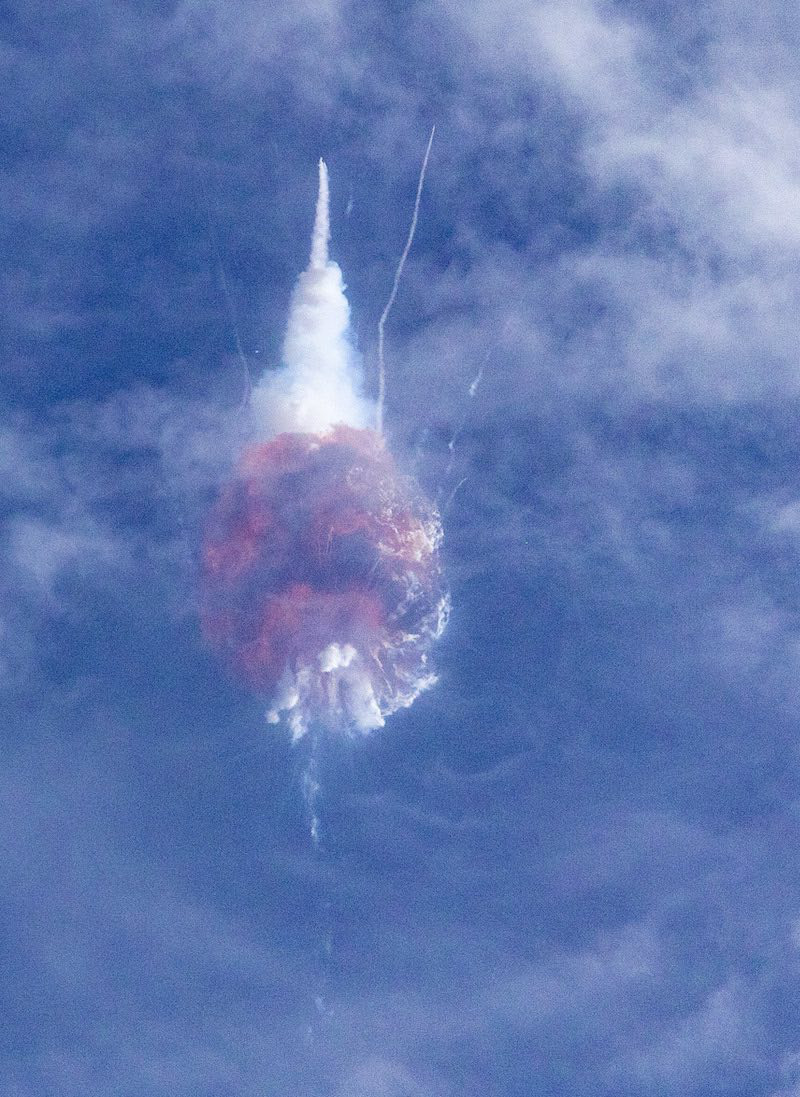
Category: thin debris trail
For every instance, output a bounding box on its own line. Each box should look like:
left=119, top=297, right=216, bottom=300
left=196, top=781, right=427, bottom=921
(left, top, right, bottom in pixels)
left=376, top=126, right=436, bottom=434
left=196, top=160, right=252, bottom=407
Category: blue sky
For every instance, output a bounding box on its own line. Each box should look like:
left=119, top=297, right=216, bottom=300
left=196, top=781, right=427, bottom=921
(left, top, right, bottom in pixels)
left=4, top=1, right=800, bottom=1094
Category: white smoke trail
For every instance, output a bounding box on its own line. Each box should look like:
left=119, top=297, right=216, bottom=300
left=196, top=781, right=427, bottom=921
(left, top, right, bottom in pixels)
left=301, top=738, right=322, bottom=846
left=309, top=158, right=330, bottom=270
left=376, top=126, right=436, bottom=435
left=250, top=159, right=374, bottom=439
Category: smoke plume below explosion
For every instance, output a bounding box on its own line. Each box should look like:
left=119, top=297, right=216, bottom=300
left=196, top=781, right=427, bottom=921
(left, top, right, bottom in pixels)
left=201, top=161, right=447, bottom=738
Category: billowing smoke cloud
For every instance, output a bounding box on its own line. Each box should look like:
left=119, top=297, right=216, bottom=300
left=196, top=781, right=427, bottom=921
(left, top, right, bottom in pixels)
left=201, top=162, right=448, bottom=738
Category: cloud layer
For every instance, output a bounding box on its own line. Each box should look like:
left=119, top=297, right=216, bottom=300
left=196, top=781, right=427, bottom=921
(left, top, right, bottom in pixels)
left=4, top=0, right=800, bottom=1094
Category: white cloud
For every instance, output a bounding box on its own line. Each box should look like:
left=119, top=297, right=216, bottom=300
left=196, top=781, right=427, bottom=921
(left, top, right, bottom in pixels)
left=162, top=0, right=348, bottom=104
left=6, top=516, right=124, bottom=596
left=488, top=922, right=660, bottom=1024
left=409, top=0, right=800, bottom=408
left=619, top=980, right=763, bottom=1090
left=336, top=1058, right=437, bottom=1097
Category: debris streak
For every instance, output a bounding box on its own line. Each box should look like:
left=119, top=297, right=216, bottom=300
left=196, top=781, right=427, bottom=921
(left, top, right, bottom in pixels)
left=376, top=126, right=436, bottom=434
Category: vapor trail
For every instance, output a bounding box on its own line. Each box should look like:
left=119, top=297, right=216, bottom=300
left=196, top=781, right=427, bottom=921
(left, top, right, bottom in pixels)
left=301, top=740, right=322, bottom=845
left=309, top=159, right=330, bottom=270
left=376, top=126, right=436, bottom=434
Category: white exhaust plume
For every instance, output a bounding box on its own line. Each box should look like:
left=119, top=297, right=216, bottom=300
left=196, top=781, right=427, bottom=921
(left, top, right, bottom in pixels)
left=250, top=159, right=375, bottom=438
left=309, top=157, right=330, bottom=270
